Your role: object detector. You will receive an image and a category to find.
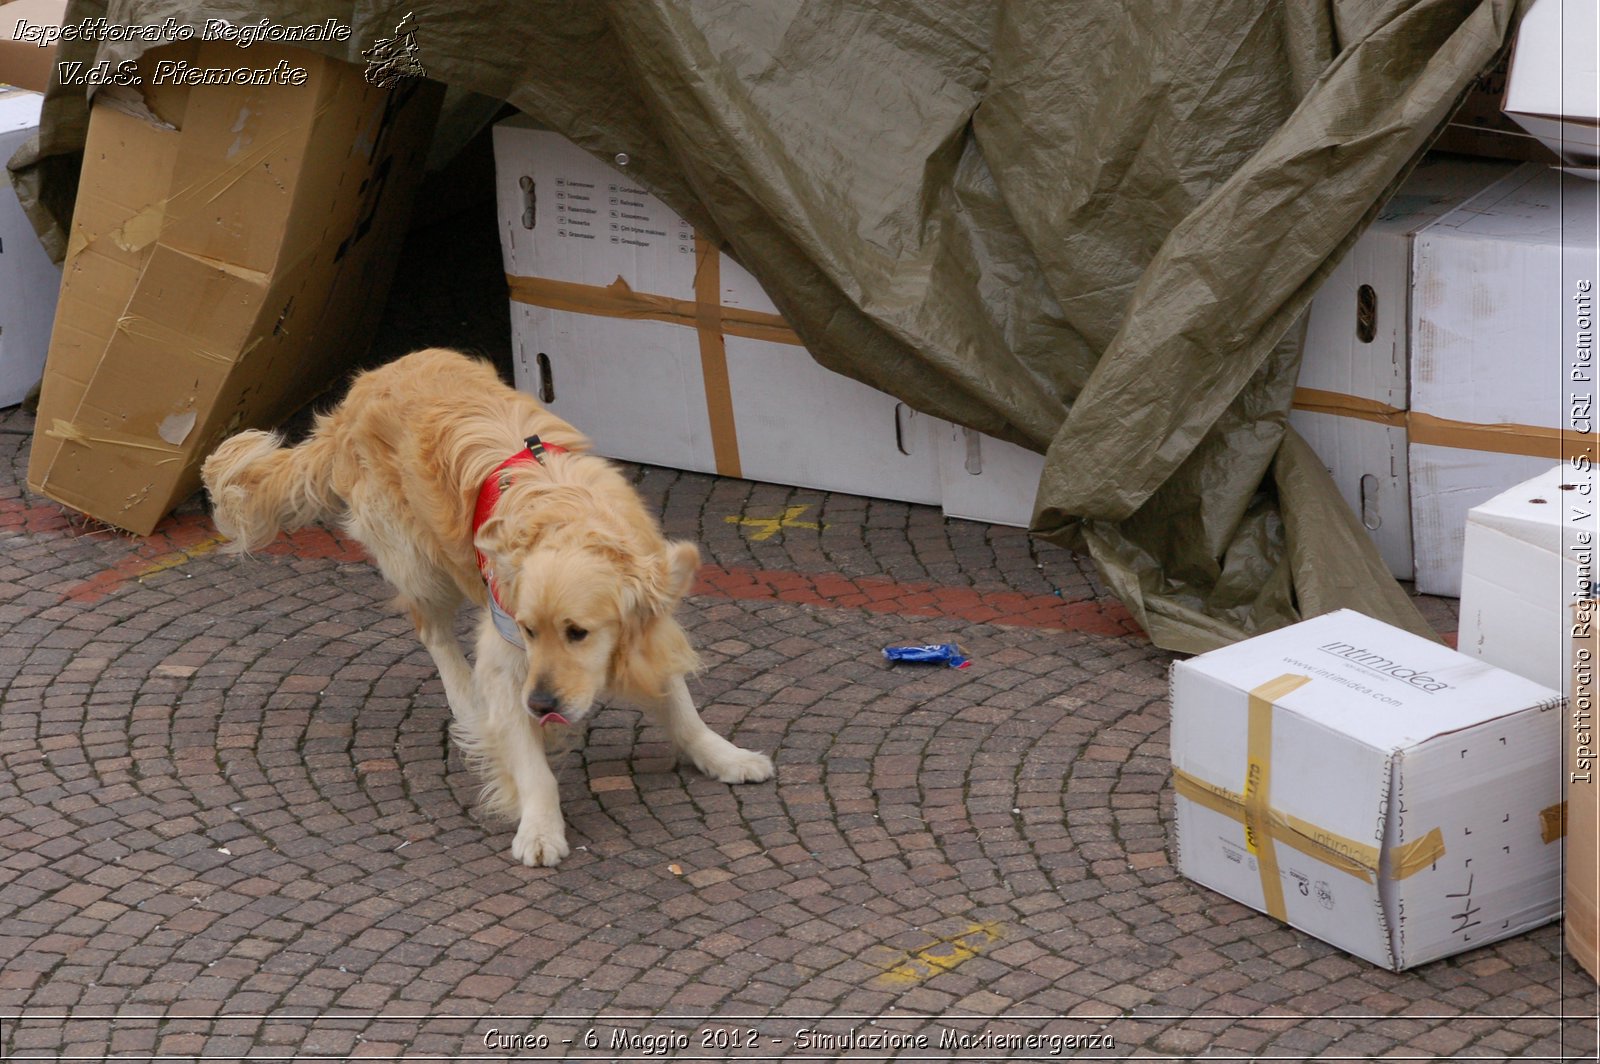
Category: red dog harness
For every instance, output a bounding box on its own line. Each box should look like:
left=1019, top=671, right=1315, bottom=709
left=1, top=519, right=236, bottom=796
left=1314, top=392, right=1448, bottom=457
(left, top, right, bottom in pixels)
left=471, top=435, right=567, bottom=646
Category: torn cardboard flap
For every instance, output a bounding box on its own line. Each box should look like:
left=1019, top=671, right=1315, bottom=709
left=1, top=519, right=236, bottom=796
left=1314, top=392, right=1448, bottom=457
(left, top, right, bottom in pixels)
left=28, top=42, right=443, bottom=534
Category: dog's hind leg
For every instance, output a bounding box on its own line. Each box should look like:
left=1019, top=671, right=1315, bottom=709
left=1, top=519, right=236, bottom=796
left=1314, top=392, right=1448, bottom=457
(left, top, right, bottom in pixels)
left=635, top=676, right=774, bottom=784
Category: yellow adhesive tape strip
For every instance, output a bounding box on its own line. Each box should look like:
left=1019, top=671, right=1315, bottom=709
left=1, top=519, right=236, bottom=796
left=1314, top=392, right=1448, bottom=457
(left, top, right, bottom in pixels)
left=1172, top=769, right=1378, bottom=882
left=1244, top=674, right=1313, bottom=920
left=1391, top=826, right=1446, bottom=878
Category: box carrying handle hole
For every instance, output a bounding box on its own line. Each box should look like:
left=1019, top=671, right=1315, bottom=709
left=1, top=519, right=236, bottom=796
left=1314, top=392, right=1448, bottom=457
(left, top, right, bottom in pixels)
left=535, top=352, right=555, bottom=403
left=963, top=427, right=983, bottom=476
left=894, top=403, right=913, bottom=456
left=1355, top=284, right=1377, bottom=344
left=1359, top=472, right=1381, bottom=530
left=519, top=175, right=536, bottom=229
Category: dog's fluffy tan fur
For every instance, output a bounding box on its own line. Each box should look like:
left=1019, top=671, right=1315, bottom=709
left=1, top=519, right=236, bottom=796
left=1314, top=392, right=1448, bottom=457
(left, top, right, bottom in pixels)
left=201, top=348, right=774, bottom=866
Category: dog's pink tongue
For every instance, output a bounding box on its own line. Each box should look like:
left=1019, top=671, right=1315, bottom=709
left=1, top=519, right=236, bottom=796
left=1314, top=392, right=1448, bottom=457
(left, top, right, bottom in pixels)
left=539, top=711, right=569, bottom=726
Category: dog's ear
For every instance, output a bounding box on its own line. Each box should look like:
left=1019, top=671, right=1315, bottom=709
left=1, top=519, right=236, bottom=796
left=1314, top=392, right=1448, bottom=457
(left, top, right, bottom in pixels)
left=664, top=541, right=701, bottom=604
left=474, top=515, right=510, bottom=565
left=610, top=542, right=701, bottom=700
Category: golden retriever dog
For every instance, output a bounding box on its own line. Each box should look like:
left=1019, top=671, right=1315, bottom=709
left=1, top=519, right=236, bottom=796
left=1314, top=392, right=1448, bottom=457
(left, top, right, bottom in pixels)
left=201, top=347, right=774, bottom=866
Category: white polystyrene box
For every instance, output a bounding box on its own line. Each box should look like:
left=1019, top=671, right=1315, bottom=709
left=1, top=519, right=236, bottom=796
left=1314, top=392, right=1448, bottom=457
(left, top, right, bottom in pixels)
left=1458, top=463, right=1597, bottom=698
left=1171, top=609, right=1565, bottom=970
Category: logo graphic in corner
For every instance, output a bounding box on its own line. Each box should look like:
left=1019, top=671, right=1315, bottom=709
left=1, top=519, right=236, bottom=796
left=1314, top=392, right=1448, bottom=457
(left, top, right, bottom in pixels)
left=1317, top=641, right=1452, bottom=693
left=362, top=12, right=425, bottom=87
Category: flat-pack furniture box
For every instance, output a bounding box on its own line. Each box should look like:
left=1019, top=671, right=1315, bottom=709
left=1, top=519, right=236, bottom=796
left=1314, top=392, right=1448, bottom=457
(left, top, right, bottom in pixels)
left=936, top=423, right=1045, bottom=528
left=1458, top=464, right=1595, bottom=694
left=1171, top=609, right=1565, bottom=970
left=493, top=117, right=943, bottom=506
left=1503, top=0, right=1600, bottom=173
left=0, top=87, right=59, bottom=407
left=27, top=42, right=441, bottom=534
left=1290, top=155, right=1515, bottom=580
left=1410, top=163, right=1599, bottom=595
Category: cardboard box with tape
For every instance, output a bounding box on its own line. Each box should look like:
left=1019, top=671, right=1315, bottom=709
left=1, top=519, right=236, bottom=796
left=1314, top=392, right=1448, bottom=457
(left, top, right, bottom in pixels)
left=26, top=41, right=442, bottom=534
left=1171, top=608, right=1565, bottom=970
left=1290, top=154, right=1515, bottom=580
left=492, top=117, right=947, bottom=508
left=1453, top=466, right=1599, bottom=978
left=0, top=87, right=59, bottom=407
left=1409, top=163, right=1598, bottom=595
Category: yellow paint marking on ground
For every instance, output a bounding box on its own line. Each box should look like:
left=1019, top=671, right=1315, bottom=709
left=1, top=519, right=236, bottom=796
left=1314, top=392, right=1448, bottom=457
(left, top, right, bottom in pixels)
left=724, top=504, right=825, bottom=542
left=873, top=922, right=1003, bottom=987
left=135, top=535, right=228, bottom=582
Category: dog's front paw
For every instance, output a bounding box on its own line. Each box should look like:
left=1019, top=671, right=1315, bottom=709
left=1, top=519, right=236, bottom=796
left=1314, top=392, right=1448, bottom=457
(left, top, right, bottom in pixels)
left=696, top=744, right=775, bottom=785
left=511, top=818, right=570, bottom=867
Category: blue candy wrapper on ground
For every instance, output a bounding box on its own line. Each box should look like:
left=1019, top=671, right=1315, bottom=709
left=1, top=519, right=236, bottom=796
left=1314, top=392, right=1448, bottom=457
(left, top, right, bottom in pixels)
left=883, top=643, right=970, bottom=668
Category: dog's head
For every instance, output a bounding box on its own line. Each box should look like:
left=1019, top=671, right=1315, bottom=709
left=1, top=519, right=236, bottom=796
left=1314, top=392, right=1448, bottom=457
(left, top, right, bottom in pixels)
left=476, top=517, right=701, bottom=724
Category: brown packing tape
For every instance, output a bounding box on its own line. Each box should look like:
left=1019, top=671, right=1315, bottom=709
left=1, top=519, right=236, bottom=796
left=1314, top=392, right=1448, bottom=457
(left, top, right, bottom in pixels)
left=503, top=265, right=822, bottom=481
left=504, top=273, right=803, bottom=346
left=1291, top=388, right=1406, bottom=427
left=1290, top=389, right=1597, bottom=461
left=691, top=236, right=742, bottom=480
left=1541, top=801, right=1567, bottom=844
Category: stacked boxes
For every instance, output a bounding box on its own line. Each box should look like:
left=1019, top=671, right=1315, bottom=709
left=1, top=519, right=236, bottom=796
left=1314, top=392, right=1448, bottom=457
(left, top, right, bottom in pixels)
left=493, top=119, right=944, bottom=508
left=492, top=118, right=1042, bottom=524
left=1296, top=159, right=1598, bottom=595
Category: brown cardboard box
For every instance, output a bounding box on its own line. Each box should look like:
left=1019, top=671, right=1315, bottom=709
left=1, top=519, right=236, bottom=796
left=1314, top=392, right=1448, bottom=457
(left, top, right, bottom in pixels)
left=1572, top=600, right=1599, bottom=981
left=26, top=40, right=441, bottom=534
left=0, top=0, right=67, bottom=92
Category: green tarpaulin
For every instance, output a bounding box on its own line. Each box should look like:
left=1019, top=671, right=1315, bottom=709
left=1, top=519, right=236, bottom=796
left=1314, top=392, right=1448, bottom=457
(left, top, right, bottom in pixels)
left=13, top=0, right=1522, bottom=652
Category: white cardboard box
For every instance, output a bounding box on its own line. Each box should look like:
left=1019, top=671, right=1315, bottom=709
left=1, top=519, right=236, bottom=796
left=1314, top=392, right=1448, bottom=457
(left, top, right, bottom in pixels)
left=1458, top=464, right=1596, bottom=698
left=936, top=424, right=1046, bottom=528
left=494, top=117, right=945, bottom=506
left=1410, top=163, right=1599, bottom=595
left=1171, top=609, right=1565, bottom=970
left=1504, top=0, right=1600, bottom=173
left=1291, top=155, right=1515, bottom=579
left=0, top=90, right=61, bottom=408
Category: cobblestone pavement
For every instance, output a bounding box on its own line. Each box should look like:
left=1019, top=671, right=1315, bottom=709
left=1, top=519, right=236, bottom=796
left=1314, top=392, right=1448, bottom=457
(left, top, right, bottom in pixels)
left=1, top=399, right=1597, bottom=1063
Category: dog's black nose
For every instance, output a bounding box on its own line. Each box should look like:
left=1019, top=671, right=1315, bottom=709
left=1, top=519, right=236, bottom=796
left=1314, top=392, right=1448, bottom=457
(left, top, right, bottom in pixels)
left=526, top=688, right=559, bottom=712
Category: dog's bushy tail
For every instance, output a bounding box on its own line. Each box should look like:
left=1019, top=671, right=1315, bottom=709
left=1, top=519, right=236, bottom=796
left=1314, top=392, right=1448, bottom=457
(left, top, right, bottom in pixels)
left=201, top=428, right=341, bottom=553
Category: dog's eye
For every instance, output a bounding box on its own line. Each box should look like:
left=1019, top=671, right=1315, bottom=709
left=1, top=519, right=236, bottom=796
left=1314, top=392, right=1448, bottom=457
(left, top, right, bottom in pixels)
left=520, top=624, right=536, bottom=640
left=565, top=625, right=588, bottom=643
